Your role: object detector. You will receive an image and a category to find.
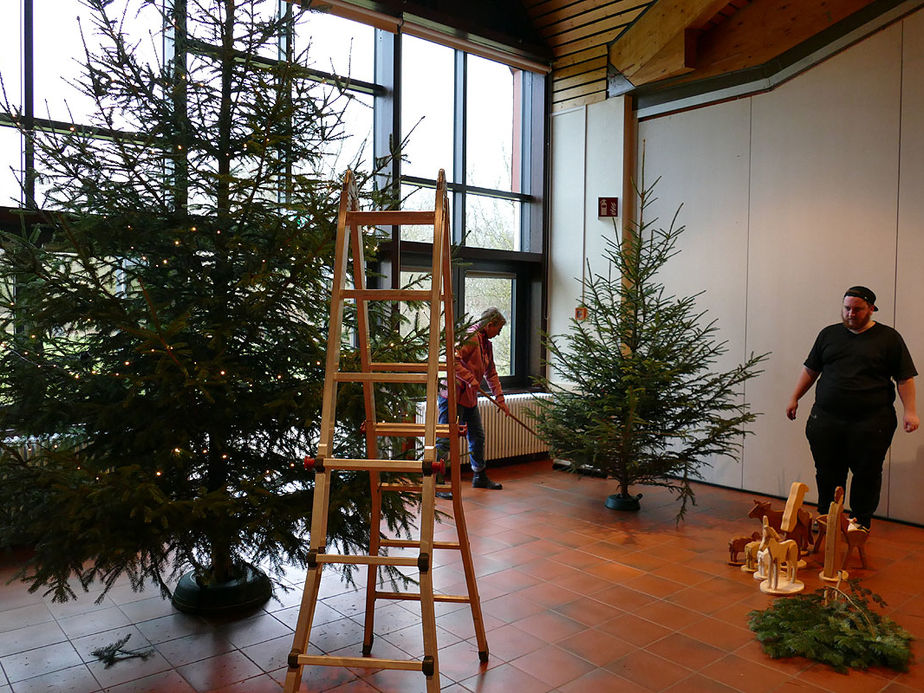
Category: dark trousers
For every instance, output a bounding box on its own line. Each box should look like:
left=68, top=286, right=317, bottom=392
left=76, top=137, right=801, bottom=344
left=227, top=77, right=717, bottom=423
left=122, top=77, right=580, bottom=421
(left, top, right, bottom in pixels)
left=805, top=405, right=896, bottom=527
left=436, top=395, right=487, bottom=473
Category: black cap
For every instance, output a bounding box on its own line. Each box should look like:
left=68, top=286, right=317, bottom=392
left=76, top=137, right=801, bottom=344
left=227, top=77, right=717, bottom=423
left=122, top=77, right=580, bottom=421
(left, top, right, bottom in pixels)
left=844, top=285, right=878, bottom=311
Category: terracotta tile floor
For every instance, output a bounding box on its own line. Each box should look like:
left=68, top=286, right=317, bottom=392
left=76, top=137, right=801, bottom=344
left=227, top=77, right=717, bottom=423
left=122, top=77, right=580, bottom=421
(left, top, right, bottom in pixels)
left=1, top=459, right=923, bottom=692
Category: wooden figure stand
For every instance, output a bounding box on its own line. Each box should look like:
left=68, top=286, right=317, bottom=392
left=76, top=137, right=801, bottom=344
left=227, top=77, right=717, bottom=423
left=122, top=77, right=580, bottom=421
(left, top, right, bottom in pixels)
left=818, top=486, right=848, bottom=582
left=282, top=170, right=488, bottom=693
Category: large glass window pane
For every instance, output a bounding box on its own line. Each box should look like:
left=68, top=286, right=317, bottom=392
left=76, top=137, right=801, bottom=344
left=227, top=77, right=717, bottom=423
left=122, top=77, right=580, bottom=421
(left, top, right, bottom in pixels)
left=464, top=194, right=520, bottom=251
left=0, top=127, right=21, bottom=207
left=398, top=183, right=438, bottom=242
left=34, top=0, right=162, bottom=125
left=398, top=269, right=431, bottom=338
left=0, top=0, right=22, bottom=110
left=464, top=274, right=513, bottom=377
left=294, top=10, right=374, bottom=83
left=186, top=0, right=279, bottom=57
left=401, top=36, right=453, bottom=181
left=466, top=55, right=519, bottom=192
left=319, top=89, right=373, bottom=178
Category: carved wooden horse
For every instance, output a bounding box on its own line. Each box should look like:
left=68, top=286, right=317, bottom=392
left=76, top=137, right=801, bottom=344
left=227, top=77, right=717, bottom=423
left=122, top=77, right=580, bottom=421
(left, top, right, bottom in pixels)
left=749, top=499, right=813, bottom=553
left=729, top=532, right=761, bottom=565
left=758, top=515, right=802, bottom=594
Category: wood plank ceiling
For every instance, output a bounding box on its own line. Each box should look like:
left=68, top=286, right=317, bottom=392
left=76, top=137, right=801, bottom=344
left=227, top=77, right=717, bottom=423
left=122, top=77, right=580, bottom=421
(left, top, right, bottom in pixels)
left=522, top=0, right=657, bottom=111
left=528, top=0, right=892, bottom=112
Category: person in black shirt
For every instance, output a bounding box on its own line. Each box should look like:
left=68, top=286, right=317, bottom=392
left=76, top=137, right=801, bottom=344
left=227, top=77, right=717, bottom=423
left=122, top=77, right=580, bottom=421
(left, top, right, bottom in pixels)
left=786, top=286, right=918, bottom=530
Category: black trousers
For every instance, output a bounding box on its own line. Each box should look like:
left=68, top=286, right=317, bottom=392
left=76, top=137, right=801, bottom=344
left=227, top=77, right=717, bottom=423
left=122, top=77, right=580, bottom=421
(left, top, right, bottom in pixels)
left=805, top=405, right=896, bottom=527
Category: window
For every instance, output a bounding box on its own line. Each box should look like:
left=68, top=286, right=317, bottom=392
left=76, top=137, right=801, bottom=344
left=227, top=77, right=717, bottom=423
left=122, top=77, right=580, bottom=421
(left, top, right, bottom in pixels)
left=294, top=9, right=375, bottom=83
left=1, top=1, right=546, bottom=390
left=0, top=129, right=20, bottom=206
left=0, top=1, right=22, bottom=111
left=393, top=37, right=544, bottom=387
left=464, top=273, right=514, bottom=377
left=466, top=56, right=519, bottom=193
left=400, top=36, right=454, bottom=186
left=33, top=0, right=161, bottom=125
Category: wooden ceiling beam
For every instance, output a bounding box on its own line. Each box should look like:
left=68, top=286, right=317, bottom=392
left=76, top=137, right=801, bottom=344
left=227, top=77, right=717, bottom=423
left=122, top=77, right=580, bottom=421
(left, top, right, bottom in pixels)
left=683, top=0, right=877, bottom=82
left=609, top=0, right=882, bottom=89
left=607, top=0, right=731, bottom=83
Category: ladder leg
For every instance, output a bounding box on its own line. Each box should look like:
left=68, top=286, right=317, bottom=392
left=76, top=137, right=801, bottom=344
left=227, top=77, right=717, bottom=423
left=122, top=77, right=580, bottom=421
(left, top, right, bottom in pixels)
left=362, top=469, right=382, bottom=655
left=449, top=430, right=489, bottom=661
left=284, top=470, right=332, bottom=692
left=419, top=471, right=441, bottom=692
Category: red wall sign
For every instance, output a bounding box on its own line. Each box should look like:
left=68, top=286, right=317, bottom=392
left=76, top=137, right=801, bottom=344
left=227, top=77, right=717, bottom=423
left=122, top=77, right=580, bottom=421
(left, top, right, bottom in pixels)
left=597, top=197, right=619, bottom=217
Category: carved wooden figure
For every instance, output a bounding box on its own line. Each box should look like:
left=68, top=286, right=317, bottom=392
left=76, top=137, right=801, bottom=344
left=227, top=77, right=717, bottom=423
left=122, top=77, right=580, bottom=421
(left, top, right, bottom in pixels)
left=816, top=486, right=867, bottom=580
left=748, top=497, right=813, bottom=554
left=741, top=539, right=762, bottom=574
left=729, top=532, right=761, bottom=565
left=758, top=515, right=804, bottom=595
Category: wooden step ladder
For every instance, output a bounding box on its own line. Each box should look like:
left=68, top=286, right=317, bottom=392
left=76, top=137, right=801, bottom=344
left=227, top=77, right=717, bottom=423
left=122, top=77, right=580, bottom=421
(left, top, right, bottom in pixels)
left=283, top=169, right=488, bottom=692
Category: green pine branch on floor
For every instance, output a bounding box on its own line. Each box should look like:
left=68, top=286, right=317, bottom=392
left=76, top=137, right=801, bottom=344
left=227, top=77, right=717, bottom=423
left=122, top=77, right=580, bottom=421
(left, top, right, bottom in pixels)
left=748, top=579, right=913, bottom=673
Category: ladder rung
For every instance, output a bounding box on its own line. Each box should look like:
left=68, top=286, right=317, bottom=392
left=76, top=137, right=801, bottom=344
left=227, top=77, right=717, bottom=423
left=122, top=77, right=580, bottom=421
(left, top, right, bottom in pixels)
left=373, top=590, right=472, bottom=604
left=381, top=539, right=462, bottom=550
left=334, top=372, right=429, bottom=383
left=321, top=459, right=436, bottom=473
left=342, top=289, right=436, bottom=301
left=370, top=362, right=448, bottom=372
left=372, top=423, right=453, bottom=437
left=316, top=553, right=418, bottom=568
left=379, top=483, right=452, bottom=493
left=295, top=654, right=424, bottom=672
left=346, top=210, right=435, bottom=226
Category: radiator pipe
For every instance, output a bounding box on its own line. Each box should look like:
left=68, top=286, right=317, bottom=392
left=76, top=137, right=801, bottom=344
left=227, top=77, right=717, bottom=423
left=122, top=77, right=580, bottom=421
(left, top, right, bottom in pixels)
left=478, top=387, right=540, bottom=437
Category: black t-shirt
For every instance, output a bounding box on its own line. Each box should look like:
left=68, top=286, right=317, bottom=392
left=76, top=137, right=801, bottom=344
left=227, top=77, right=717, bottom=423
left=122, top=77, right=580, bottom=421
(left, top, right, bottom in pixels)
left=805, top=322, right=917, bottom=418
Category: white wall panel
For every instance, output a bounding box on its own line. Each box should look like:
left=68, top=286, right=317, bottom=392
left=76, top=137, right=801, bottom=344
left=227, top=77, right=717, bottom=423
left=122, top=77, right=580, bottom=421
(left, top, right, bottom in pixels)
left=745, top=24, right=903, bottom=504
left=890, top=9, right=924, bottom=525
left=638, top=100, right=752, bottom=487
left=584, top=97, right=626, bottom=272
left=548, top=107, right=587, bottom=385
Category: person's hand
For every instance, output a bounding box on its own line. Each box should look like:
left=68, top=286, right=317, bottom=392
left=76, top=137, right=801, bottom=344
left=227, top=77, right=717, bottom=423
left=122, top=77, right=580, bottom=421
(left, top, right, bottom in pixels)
left=499, top=402, right=510, bottom=416
left=786, top=400, right=798, bottom=420
left=904, top=412, right=919, bottom=433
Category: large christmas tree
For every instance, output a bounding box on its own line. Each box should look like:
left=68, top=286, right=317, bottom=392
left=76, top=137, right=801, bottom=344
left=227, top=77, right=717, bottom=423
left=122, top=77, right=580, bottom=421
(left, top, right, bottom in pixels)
left=0, top=0, right=423, bottom=606
left=535, top=173, right=767, bottom=517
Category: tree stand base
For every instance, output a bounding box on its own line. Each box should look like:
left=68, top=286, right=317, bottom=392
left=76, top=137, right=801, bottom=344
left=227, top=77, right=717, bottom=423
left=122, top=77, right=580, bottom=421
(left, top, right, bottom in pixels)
left=172, top=563, right=272, bottom=615
left=605, top=493, right=642, bottom=511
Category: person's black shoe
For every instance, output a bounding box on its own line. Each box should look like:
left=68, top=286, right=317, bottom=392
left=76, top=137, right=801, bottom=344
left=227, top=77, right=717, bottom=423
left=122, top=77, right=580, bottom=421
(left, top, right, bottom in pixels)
left=471, top=473, right=502, bottom=490
left=436, top=491, right=453, bottom=500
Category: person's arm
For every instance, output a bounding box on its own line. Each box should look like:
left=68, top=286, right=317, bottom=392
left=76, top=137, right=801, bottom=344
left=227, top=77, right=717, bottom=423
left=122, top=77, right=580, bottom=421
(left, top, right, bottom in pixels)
left=786, top=366, right=820, bottom=420
left=453, top=334, right=482, bottom=392
left=482, top=342, right=508, bottom=414
left=897, top=377, right=919, bottom=432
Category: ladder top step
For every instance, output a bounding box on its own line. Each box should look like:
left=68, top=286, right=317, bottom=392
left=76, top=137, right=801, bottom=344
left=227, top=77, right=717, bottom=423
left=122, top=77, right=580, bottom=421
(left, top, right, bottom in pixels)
left=346, top=210, right=436, bottom=226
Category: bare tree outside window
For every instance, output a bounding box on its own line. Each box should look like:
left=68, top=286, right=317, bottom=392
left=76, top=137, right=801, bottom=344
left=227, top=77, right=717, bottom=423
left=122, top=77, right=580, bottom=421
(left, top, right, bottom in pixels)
left=465, top=274, right=513, bottom=376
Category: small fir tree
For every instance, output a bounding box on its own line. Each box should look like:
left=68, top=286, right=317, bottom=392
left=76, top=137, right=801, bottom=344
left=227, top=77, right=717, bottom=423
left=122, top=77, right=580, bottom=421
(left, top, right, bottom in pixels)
left=0, top=0, right=424, bottom=603
left=535, top=174, right=767, bottom=517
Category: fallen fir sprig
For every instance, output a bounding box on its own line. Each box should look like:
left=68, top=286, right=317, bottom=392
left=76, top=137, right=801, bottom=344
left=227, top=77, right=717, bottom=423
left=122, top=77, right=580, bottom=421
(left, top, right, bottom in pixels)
left=748, top=579, right=913, bottom=673
left=91, top=634, right=155, bottom=668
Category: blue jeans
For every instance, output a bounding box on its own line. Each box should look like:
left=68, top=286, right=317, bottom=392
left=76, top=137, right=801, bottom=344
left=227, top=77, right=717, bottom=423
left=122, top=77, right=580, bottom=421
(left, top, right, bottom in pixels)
left=437, top=395, right=486, bottom=473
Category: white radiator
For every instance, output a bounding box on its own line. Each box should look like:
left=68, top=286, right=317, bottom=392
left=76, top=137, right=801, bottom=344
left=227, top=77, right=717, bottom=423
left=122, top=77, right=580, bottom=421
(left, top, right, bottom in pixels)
left=416, top=392, right=551, bottom=462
